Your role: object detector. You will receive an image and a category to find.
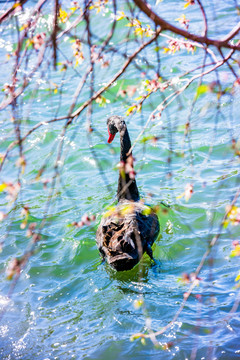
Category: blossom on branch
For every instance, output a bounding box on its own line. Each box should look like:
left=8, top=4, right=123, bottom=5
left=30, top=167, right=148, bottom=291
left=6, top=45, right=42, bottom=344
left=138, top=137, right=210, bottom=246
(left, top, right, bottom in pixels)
left=175, top=14, right=190, bottom=30
left=72, top=39, right=84, bottom=66
left=32, top=32, right=46, bottom=51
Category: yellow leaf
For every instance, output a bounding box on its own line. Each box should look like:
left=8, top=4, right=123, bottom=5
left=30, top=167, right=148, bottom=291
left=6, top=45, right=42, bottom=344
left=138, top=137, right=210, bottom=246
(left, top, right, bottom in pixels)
left=117, top=11, right=125, bottom=21
left=195, top=84, right=209, bottom=99
left=134, top=27, right=144, bottom=37
left=70, top=6, right=78, bottom=12
left=0, top=183, right=7, bottom=192
left=235, top=272, right=240, bottom=282
left=12, top=2, right=21, bottom=9
left=184, top=3, right=190, bottom=8
left=223, top=220, right=229, bottom=228
left=26, top=39, right=33, bottom=48
left=176, top=14, right=186, bottom=21
left=20, top=24, right=28, bottom=31
left=130, top=333, right=143, bottom=341
left=231, top=245, right=240, bottom=257
left=59, top=7, right=68, bottom=23
left=126, top=105, right=136, bottom=116
left=176, top=192, right=184, bottom=199
left=141, top=207, right=152, bottom=216
left=54, top=88, right=58, bottom=94
left=134, top=19, right=141, bottom=26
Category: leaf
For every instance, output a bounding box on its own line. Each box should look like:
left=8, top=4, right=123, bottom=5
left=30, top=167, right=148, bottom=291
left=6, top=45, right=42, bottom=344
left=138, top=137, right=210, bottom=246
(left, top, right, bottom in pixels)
left=222, top=220, right=229, bottom=228
left=176, top=192, right=184, bottom=200
left=163, top=47, right=170, bottom=53
left=141, top=207, right=152, bottom=216
left=230, top=245, right=240, bottom=257
left=20, top=24, right=28, bottom=31
left=117, top=11, right=125, bottom=21
left=235, top=272, right=240, bottom=282
left=126, top=105, right=137, bottom=116
left=12, top=2, right=21, bottom=9
left=130, top=333, right=143, bottom=341
left=59, top=7, right=68, bottom=23
left=0, top=183, right=7, bottom=192
left=140, top=135, right=155, bottom=144
left=126, top=22, right=134, bottom=27
left=195, top=84, right=209, bottom=99
left=133, top=19, right=141, bottom=26
left=134, top=27, right=144, bottom=37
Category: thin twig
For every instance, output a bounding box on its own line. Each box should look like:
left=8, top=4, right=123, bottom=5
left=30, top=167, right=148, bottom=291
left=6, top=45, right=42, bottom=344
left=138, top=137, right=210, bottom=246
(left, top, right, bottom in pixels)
left=133, top=0, right=240, bottom=51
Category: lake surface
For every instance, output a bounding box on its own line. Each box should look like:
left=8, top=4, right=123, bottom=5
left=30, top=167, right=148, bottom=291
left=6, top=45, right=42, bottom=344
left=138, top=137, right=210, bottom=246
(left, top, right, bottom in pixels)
left=0, top=0, right=240, bottom=359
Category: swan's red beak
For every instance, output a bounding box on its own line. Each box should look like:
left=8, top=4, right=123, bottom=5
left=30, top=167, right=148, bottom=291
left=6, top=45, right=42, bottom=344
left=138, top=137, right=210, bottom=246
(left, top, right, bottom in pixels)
left=107, top=128, right=115, bottom=143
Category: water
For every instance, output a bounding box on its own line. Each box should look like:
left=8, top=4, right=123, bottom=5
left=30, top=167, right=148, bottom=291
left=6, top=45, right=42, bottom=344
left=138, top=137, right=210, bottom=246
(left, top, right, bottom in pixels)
left=0, top=0, right=240, bottom=359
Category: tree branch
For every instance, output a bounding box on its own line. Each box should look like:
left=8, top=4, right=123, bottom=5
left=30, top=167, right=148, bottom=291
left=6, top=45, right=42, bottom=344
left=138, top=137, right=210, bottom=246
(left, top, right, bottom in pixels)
left=70, top=28, right=161, bottom=119
left=133, top=0, right=240, bottom=51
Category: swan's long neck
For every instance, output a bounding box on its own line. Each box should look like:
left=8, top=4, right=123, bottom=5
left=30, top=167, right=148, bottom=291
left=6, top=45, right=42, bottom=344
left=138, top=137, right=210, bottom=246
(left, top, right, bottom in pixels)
left=120, top=127, right=131, bottom=162
left=117, top=127, right=140, bottom=202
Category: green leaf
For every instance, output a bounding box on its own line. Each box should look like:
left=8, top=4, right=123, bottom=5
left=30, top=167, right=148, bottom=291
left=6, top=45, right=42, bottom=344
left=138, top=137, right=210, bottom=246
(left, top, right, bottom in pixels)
left=130, top=333, right=143, bottom=341
left=195, top=84, right=209, bottom=99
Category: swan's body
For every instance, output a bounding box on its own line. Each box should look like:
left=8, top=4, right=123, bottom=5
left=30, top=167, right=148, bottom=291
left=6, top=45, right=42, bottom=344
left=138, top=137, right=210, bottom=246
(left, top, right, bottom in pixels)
left=96, top=116, right=160, bottom=271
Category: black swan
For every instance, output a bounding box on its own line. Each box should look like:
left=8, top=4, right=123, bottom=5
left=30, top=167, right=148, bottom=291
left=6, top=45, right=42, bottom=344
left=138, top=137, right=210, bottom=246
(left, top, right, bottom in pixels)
left=96, top=115, right=160, bottom=271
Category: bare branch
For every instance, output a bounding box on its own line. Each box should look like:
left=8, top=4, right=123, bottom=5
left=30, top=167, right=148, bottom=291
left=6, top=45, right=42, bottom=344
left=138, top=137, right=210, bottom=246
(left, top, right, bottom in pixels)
left=0, top=0, right=28, bottom=24
left=196, top=0, right=208, bottom=37
left=70, top=29, right=161, bottom=120
left=133, top=0, right=240, bottom=51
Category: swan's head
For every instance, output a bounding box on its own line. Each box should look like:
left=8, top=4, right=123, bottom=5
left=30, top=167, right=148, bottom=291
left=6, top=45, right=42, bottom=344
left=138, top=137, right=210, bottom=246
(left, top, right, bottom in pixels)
left=107, top=116, right=126, bottom=143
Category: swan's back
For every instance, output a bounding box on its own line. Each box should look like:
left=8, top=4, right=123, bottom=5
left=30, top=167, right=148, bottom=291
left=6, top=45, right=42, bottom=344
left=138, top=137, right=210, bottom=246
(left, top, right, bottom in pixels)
left=96, top=201, right=159, bottom=271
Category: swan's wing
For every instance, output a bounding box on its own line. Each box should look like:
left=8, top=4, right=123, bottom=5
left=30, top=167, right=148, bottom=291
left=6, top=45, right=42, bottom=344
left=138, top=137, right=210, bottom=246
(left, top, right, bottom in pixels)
left=96, top=218, right=136, bottom=256
left=136, top=212, right=160, bottom=248
left=96, top=202, right=160, bottom=270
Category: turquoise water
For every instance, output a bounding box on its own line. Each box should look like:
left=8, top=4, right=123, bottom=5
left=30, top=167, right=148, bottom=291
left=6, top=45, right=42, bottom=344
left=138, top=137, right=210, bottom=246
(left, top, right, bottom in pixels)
left=0, top=1, right=240, bottom=359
